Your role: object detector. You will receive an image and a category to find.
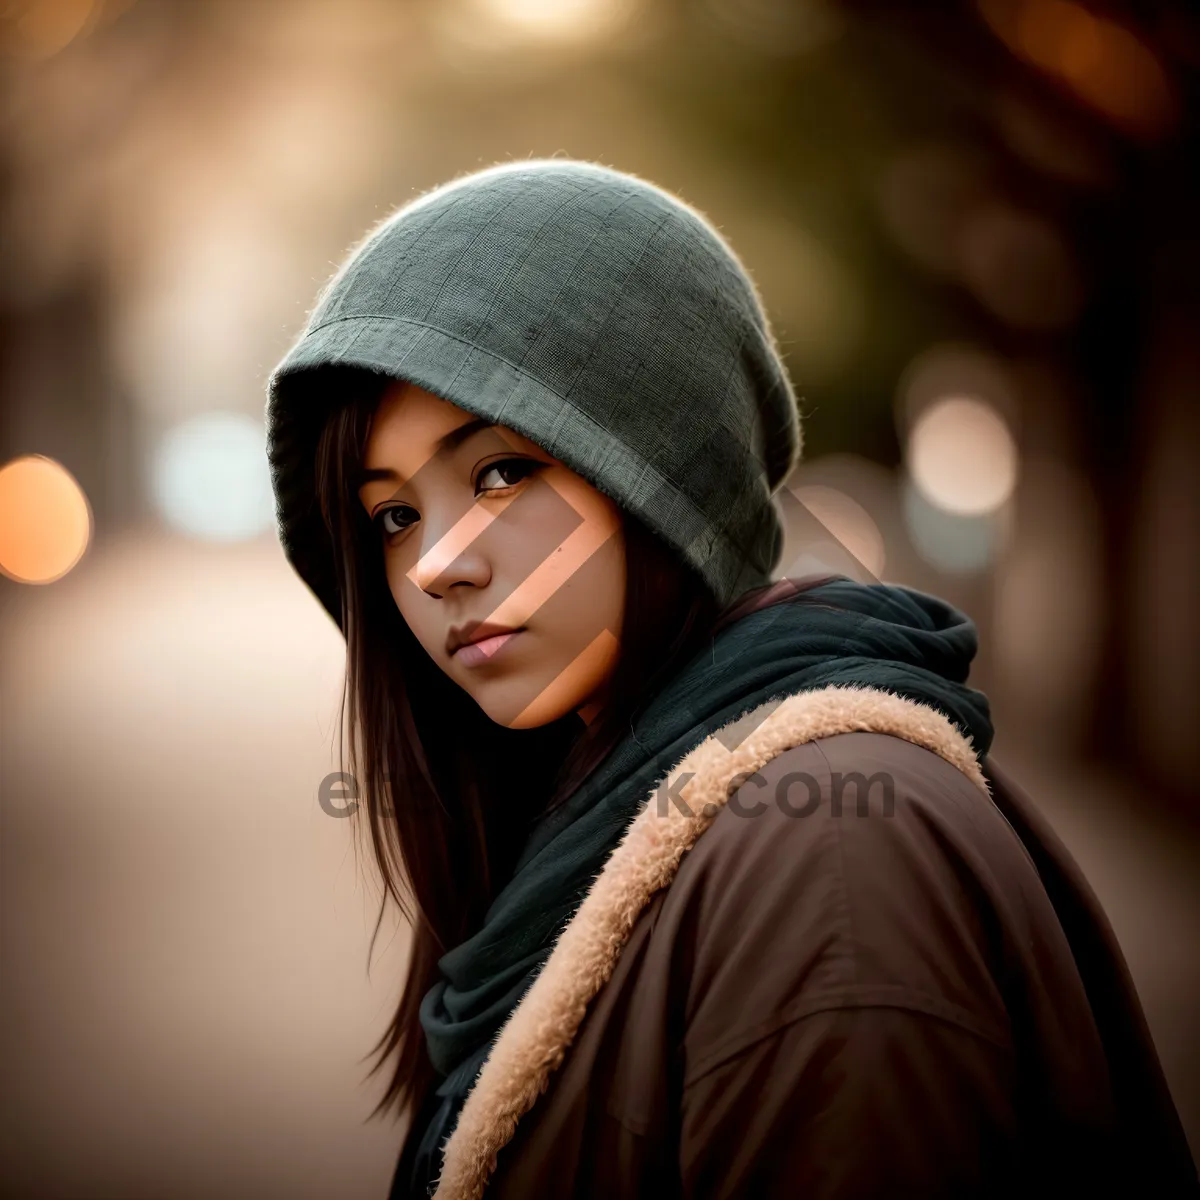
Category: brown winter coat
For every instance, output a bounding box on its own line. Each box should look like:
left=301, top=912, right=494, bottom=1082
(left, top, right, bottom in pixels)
left=396, top=685, right=1197, bottom=1199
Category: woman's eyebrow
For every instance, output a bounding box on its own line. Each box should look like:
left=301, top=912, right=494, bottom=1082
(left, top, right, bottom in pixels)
left=359, top=417, right=496, bottom=484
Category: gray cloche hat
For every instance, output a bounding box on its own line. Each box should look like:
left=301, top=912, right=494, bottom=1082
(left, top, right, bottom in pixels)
left=266, top=158, right=801, bottom=628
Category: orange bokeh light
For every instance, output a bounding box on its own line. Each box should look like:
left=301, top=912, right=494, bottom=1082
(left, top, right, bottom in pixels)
left=978, top=0, right=1176, bottom=141
left=0, top=454, right=93, bottom=583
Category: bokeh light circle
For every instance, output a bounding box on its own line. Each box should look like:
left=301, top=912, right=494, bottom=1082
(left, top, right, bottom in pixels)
left=0, top=454, right=93, bottom=583
left=895, top=342, right=1019, bottom=439
left=150, top=412, right=275, bottom=542
left=956, top=203, right=1081, bottom=330
left=906, top=395, right=1019, bottom=516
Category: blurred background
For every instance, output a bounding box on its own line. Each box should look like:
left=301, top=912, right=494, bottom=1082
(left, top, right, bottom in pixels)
left=1, top=0, right=1197, bottom=1195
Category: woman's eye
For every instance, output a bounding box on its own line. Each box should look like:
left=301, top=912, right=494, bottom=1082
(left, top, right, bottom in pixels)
left=476, top=458, right=540, bottom=493
left=375, top=506, right=417, bottom=537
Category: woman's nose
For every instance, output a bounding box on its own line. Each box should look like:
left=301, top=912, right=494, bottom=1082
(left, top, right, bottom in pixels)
left=408, top=517, right=492, bottom=598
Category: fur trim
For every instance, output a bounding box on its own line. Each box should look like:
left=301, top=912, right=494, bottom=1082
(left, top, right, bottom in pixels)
left=432, top=684, right=990, bottom=1199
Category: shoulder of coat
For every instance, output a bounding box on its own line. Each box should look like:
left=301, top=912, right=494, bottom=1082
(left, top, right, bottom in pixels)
left=685, top=727, right=996, bottom=859
left=664, top=685, right=991, bottom=837
left=749, top=726, right=989, bottom=808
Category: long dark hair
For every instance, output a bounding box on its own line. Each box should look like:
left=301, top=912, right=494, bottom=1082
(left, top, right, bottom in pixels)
left=313, top=375, right=828, bottom=1121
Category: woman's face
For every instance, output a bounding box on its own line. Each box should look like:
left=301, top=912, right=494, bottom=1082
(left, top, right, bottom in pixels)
left=358, top=381, right=626, bottom=730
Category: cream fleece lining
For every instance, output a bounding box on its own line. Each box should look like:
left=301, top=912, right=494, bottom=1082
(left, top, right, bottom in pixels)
left=433, top=683, right=990, bottom=1199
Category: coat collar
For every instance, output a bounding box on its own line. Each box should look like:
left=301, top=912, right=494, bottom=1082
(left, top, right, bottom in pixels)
left=433, top=683, right=991, bottom=1199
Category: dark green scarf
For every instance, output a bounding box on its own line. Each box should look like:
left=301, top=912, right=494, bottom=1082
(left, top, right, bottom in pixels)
left=405, top=576, right=992, bottom=1189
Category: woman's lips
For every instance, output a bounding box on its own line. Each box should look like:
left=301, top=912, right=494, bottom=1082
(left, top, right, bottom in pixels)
left=453, top=629, right=524, bottom=667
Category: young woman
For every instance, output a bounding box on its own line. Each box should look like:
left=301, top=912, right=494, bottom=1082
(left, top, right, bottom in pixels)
left=266, top=160, right=1197, bottom=1199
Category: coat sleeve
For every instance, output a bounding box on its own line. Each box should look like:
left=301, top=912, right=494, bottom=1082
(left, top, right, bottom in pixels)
left=677, top=998, right=1019, bottom=1199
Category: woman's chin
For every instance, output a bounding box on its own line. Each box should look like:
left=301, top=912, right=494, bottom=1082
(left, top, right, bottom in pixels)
left=467, top=678, right=582, bottom=731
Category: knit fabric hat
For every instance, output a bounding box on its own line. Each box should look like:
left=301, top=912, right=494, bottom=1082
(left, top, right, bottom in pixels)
left=266, top=158, right=802, bottom=627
